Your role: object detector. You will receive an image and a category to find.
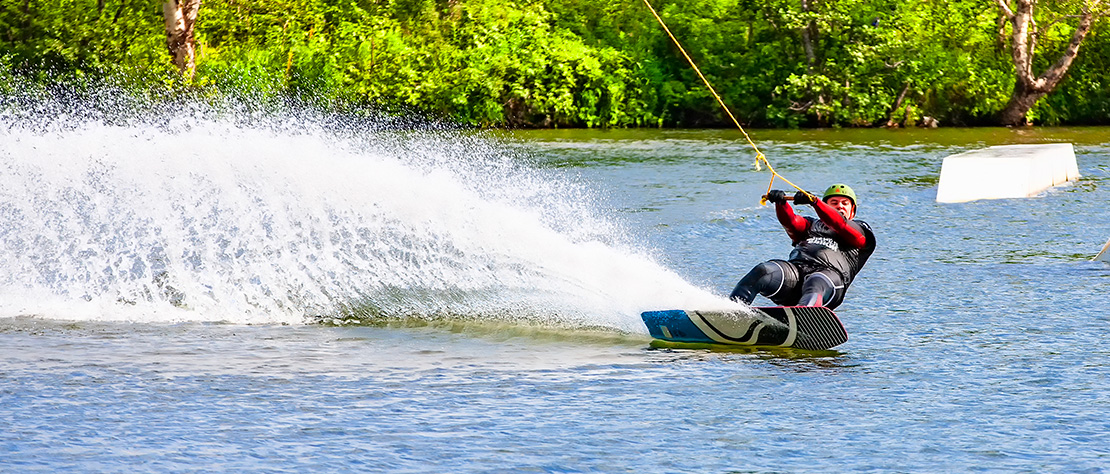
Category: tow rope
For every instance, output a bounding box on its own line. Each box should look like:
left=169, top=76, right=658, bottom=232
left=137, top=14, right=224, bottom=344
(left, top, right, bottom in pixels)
left=640, top=0, right=813, bottom=203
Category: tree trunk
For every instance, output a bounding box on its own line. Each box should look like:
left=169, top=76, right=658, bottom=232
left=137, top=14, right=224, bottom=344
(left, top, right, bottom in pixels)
left=884, top=82, right=911, bottom=127
left=999, top=80, right=1046, bottom=126
left=799, top=0, right=827, bottom=126
left=163, top=0, right=200, bottom=79
left=799, top=0, right=818, bottom=72
left=995, top=0, right=1099, bottom=126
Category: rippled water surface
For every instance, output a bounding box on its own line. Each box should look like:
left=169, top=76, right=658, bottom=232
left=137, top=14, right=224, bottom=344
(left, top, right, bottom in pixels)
left=3, top=119, right=1110, bottom=472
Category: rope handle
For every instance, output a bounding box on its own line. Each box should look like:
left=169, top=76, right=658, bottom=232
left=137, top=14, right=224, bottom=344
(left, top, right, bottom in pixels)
left=760, top=190, right=819, bottom=203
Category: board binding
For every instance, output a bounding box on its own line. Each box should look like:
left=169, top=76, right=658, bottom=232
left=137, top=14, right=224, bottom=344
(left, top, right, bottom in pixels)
left=641, top=306, right=847, bottom=351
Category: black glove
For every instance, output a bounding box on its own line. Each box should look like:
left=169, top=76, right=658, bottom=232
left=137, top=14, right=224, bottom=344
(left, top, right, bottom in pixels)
left=793, top=190, right=817, bottom=205
left=766, top=190, right=787, bottom=204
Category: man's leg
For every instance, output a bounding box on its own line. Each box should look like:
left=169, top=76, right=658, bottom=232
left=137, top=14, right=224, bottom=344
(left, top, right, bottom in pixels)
left=730, top=260, right=799, bottom=305
left=797, top=269, right=845, bottom=308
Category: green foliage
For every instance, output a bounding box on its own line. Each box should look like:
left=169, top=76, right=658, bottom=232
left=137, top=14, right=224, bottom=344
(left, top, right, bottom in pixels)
left=1, top=0, right=1108, bottom=127
left=0, top=0, right=169, bottom=77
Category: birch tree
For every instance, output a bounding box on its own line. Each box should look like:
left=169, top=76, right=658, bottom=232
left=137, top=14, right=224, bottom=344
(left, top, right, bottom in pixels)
left=995, top=0, right=1104, bottom=125
left=163, top=0, right=201, bottom=78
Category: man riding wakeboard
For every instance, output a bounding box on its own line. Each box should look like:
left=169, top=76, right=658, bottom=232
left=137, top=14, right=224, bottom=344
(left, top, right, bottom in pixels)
left=729, top=184, right=876, bottom=309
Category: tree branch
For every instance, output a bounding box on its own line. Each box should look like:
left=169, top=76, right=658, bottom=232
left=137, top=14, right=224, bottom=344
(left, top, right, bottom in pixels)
left=995, top=0, right=1015, bottom=19
left=1035, top=7, right=1096, bottom=91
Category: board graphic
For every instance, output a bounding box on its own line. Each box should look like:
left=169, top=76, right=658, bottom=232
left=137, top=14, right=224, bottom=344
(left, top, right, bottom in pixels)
left=641, top=306, right=847, bottom=350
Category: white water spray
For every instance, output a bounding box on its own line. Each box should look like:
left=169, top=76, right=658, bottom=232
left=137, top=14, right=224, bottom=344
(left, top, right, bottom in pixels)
left=0, top=99, right=733, bottom=331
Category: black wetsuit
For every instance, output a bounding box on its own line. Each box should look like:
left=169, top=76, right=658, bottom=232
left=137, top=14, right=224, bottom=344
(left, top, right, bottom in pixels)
left=730, top=206, right=876, bottom=309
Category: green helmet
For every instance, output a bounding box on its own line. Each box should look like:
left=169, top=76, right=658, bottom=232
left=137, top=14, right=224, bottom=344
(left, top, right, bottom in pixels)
left=822, top=183, right=857, bottom=207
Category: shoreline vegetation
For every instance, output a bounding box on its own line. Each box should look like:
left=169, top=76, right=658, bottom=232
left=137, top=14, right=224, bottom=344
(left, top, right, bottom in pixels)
left=1, top=0, right=1107, bottom=129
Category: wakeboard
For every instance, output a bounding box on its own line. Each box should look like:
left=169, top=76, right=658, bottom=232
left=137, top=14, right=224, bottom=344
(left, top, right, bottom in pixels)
left=641, top=306, right=847, bottom=351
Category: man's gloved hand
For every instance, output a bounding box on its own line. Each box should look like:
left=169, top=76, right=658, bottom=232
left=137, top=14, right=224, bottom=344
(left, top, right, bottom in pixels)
left=793, top=190, right=817, bottom=205
left=766, top=190, right=787, bottom=204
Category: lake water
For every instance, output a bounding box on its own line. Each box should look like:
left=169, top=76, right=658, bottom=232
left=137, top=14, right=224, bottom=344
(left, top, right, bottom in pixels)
left=2, top=99, right=1109, bottom=472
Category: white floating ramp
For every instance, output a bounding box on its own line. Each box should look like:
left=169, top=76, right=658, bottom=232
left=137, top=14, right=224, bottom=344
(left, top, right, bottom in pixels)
left=936, top=143, right=1079, bottom=203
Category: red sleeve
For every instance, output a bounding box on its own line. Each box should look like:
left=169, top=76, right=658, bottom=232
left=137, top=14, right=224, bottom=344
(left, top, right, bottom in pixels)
left=775, top=202, right=809, bottom=244
left=812, top=199, right=867, bottom=248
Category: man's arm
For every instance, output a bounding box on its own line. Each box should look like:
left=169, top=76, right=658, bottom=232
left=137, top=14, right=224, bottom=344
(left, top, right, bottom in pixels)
left=766, top=190, right=809, bottom=243
left=775, top=201, right=809, bottom=243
